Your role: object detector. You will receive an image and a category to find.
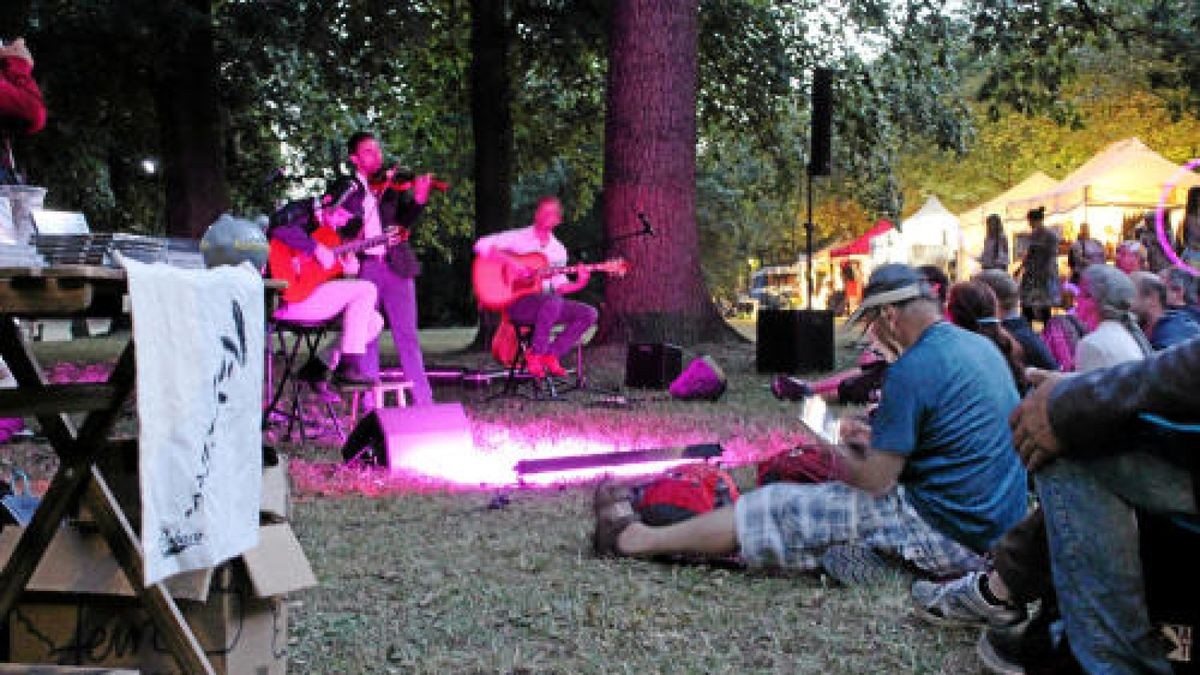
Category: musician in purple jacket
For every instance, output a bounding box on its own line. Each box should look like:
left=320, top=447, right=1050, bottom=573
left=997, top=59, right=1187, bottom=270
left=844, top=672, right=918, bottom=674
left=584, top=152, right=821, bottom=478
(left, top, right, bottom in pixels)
left=473, top=196, right=597, bottom=378
left=331, top=131, right=435, bottom=404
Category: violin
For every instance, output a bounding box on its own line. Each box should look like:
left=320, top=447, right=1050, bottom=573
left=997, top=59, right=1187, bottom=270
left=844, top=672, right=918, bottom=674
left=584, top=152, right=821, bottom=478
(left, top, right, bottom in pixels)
left=369, top=165, right=450, bottom=196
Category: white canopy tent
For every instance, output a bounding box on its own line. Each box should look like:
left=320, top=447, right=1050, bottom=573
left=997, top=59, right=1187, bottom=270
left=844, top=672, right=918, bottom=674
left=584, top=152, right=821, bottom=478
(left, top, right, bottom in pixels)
left=958, top=171, right=1058, bottom=276
left=873, top=196, right=963, bottom=274
left=1005, top=138, right=1200, bottom=247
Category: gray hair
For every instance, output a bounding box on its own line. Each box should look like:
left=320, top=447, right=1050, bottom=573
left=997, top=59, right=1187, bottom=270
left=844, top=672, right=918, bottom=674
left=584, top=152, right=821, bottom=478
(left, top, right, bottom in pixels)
left=1130, top=270, right=1167, bottom=308
left=974, top=269, right=1020, bottom=313
left=1081, top=265, right=1153, bottom=355
left=1162, top=267, right=1199, bottom=304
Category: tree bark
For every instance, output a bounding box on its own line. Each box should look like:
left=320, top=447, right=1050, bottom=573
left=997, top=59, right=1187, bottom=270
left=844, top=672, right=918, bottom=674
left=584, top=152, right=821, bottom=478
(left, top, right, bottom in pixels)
left=597, top=0, right=738, bottom=345
left=468, top=0, right=514, bottom=350
left=155, top=0, right=230, bottom=239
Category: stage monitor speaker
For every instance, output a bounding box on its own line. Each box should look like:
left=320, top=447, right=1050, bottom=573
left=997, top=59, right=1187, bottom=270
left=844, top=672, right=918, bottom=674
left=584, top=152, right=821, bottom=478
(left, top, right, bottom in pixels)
left=809, top=68, right=833, bottom=176
left=341, top=403, right=474, bottom=473
left=756, top=309, right=835, bottom=374
left=625, top=342, right=683, bottom=389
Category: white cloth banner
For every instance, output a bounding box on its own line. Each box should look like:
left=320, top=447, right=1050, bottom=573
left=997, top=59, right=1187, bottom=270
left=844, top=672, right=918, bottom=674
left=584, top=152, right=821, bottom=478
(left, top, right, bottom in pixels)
left=125, top=258, right=264, bottom=586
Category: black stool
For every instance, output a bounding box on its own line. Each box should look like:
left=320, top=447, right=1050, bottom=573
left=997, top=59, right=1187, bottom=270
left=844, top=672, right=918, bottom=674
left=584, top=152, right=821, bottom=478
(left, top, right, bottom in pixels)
left=263, top=316, right=346, bottom=443
left=489, top=322, right=554, bottom=400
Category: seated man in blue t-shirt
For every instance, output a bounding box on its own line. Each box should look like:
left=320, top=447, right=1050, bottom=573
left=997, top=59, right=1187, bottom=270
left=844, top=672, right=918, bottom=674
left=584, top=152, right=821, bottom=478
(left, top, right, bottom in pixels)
left=592, top=264, right=1029, bottom=583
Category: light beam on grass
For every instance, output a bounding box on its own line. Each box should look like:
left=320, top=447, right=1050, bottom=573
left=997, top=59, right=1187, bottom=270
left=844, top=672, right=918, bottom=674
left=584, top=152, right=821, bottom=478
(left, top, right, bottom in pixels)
left=386, top=427, right=714, bottom=488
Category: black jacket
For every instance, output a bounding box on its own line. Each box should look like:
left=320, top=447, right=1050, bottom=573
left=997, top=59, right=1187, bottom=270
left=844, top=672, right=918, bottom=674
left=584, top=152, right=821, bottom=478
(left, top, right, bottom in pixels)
left=1049, top=336, right=1200, bottom=455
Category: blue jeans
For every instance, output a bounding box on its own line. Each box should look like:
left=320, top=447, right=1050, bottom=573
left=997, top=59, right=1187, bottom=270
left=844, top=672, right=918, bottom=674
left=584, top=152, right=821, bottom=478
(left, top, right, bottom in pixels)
left=507, top=292, right=597, bottom=358
left=359, top=259, right=433, bottom=405
left=1037, top=451, right=1196, bottom=674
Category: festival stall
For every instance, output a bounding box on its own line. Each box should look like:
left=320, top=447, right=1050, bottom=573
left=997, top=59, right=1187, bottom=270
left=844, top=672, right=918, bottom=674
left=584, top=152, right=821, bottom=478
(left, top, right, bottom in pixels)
left=958, top=172, right=1058, bottom=276
left=828, top=220, right=893, bottom=309
left=1005, top=137, right=1200, bottom=250
left=872, top=197, right=962, bottom=277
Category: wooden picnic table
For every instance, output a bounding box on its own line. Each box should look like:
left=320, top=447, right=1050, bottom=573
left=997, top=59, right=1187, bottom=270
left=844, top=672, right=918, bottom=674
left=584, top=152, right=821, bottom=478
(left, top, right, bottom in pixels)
left=0, top=265, right=278, bottom=675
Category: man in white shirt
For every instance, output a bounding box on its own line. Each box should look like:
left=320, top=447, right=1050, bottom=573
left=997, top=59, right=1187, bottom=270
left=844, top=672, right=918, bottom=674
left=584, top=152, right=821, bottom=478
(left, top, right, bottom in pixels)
left=473, top=196, right=597, bottom=377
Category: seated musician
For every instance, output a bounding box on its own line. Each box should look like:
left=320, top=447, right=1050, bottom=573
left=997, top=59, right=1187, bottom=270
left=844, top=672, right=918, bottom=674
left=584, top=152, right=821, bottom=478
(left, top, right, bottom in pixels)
left=473, top=196, right=598, bottom=378
left=268, top=193, right=384, bottom=386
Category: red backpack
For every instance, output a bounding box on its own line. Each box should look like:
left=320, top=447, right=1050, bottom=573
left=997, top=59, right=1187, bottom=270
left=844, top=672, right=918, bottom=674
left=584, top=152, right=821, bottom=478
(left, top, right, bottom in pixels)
left=632, top=462, right=740, bottom=526
left=756, top=442, right=838, bottom=486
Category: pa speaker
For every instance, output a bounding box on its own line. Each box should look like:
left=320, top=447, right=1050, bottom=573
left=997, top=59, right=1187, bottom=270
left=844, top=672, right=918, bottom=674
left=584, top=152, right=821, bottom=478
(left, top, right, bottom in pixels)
left=756, top=309, right=835, bottom=374
left=624, top=343, right=683, bottom=389
left=341, top=403, right=474, bottom=472
left=808, top=68, right=833, bottom=176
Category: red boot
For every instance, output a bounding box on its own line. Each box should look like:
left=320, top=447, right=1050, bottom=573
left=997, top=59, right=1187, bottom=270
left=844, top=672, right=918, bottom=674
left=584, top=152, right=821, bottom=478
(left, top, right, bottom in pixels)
left=541, top=354, right=568, bottom=377
left=524, top=353, right=547, bottom=378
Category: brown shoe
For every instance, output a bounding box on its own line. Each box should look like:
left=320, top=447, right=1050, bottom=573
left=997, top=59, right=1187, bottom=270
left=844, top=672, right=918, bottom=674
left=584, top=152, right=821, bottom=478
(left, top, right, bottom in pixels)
left=592, top=479, right=640, bottom=557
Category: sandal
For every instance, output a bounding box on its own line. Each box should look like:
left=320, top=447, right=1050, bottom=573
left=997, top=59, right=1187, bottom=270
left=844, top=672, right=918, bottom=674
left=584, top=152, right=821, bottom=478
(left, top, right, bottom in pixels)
left=593, top=478, right=633, bottom=518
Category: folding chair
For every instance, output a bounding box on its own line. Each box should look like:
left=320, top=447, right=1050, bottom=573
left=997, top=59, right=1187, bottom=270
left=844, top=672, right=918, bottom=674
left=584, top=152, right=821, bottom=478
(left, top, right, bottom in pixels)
left=263, top=316, right=346, bottom=443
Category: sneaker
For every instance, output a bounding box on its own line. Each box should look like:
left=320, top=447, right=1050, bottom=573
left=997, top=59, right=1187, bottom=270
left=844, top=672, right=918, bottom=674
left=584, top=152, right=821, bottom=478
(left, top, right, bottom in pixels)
left=912, top=571, right=1026, bottom=628
left=771, top=375, right=813, bottom=401
left=821, top=543, right=895, bottom=586
left=978, top=625, right=1027, bottom=675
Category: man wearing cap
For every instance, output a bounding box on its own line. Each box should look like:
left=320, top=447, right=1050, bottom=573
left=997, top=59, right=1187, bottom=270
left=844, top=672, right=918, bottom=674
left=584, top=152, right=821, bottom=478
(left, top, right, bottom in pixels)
left=594, top=264, right=1028, bottom=583
left=328, top=131, right=436, bottom=405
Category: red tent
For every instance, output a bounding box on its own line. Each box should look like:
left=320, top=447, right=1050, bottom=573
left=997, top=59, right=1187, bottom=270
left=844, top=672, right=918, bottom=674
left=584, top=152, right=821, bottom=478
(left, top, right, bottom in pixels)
left=829, top=220, right=893, bottom=258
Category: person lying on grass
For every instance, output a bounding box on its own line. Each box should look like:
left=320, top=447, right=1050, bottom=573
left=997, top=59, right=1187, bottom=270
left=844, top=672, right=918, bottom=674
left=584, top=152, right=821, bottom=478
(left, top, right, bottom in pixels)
left=594, top=264, right=1029, bottom=584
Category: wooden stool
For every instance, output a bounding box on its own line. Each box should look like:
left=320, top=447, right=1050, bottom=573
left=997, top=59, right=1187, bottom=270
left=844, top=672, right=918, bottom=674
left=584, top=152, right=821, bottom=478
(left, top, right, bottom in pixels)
left=347, top=374, right=414, bottom=423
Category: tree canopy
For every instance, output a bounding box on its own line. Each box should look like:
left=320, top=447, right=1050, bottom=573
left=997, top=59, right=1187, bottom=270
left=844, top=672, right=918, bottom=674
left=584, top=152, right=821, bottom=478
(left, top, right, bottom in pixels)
left=5, top=0, right=1200, bottom=326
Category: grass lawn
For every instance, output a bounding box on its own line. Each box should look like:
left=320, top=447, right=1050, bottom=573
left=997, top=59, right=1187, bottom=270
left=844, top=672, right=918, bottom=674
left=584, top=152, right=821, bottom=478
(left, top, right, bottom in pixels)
left=6, top=322, right=982, bottom=673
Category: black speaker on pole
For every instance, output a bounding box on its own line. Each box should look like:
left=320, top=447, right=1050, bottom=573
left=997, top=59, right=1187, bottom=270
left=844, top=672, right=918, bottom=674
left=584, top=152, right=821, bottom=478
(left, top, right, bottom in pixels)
left=809, top=68, right=833, bottom=177
left=755, top=309, right=835, bottom=374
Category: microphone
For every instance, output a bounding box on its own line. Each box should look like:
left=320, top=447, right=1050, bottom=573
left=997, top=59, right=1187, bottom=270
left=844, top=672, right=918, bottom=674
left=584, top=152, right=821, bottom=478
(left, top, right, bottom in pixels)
left=637, top=212, right=655, bottom=237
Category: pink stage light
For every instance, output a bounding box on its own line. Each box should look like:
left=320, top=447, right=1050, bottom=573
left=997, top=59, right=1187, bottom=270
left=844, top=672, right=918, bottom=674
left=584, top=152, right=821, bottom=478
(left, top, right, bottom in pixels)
left=375, top=415, right=715, bottom=488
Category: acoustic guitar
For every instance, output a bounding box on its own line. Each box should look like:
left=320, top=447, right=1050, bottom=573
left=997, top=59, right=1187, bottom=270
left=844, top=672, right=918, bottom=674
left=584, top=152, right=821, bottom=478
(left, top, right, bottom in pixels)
left=269, top=226, right=403, bottom=303
left=472, top=251, right=629, bottom=311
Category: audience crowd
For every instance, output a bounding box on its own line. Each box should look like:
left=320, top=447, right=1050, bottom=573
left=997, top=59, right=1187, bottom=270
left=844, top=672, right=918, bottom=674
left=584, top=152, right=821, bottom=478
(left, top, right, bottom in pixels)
left=593, top=225, right=1200, bottom=674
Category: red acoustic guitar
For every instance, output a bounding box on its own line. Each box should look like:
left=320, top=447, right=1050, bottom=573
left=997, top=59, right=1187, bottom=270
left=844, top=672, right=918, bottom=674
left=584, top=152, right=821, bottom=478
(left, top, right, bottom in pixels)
left=269, top=226, right=403, bottom=303
left=472, top=251, right=629, bottom=311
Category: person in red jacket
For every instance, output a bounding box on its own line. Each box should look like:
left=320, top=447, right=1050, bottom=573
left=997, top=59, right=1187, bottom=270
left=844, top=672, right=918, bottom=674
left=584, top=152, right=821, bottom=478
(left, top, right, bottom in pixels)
left=0, top=38, right=46, bottom=135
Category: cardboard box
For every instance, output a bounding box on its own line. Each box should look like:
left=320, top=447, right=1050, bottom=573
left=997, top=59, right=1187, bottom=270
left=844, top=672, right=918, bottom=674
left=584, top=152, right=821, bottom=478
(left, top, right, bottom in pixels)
left=1, top=522, right=315, bottom=674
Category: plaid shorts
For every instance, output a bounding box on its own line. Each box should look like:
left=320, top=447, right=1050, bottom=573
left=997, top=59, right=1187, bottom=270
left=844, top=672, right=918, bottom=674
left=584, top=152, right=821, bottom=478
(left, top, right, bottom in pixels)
left=734, top=482, right=985, bottom=576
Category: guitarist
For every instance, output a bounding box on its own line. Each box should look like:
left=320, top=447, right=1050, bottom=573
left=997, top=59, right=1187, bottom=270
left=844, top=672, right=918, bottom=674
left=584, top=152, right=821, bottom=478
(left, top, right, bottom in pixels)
left=268, top=194, right=384, bottom=387
left=328, top=131, right=436, bottom=405
left=473, top=196, right=598, bottom=378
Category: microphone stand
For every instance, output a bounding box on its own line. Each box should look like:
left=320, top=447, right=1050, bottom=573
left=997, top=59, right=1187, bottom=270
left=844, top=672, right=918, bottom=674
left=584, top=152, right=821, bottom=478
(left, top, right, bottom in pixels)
left=610, top=219, right=655, bottom=245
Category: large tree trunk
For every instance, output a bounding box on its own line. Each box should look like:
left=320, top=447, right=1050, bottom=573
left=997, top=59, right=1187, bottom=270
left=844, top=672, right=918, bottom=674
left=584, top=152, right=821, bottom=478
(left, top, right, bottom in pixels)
left=155, top=0, right=230, bottom=239
left=468, top=0, right=514, bottom=350
left=596, top=0, right=735, bottom=345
